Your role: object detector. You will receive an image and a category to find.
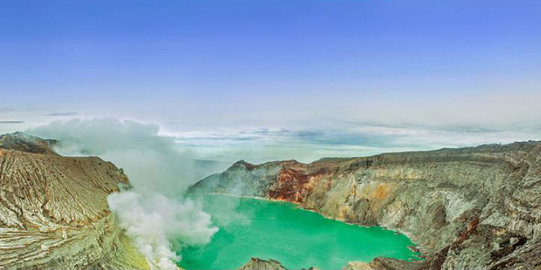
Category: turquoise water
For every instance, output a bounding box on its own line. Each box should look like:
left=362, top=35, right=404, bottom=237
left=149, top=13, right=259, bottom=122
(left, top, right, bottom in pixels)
left=179, top=195, right=419, bottom=269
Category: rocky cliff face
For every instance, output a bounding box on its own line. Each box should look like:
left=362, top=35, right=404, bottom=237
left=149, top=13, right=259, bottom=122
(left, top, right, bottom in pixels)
left=0, top=133, right=148, bottom=269
left=191, top=142, right=541, bottom=269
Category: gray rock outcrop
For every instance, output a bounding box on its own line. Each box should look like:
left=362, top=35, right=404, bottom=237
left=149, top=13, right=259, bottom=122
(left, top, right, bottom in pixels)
left=239, top=257, right=287, bottom=270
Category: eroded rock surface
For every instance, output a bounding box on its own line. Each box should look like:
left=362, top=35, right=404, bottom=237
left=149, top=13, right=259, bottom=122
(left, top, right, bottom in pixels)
left=192, top=141, right=541, bottom=269
left=238, top=257, right=287, bottom=270
left=0, top=132, right=148, bottom=269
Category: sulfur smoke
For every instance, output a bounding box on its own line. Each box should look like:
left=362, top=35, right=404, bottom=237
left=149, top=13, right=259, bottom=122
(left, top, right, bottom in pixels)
left=29, top=119, right=218, bottom=270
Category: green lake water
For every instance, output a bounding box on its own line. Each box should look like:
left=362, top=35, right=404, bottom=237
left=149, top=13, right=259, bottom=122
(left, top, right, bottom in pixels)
left=179, top=195, right=419, bottom=270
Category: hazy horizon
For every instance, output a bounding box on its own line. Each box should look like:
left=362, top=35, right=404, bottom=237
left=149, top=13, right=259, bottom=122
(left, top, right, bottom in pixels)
left=2, top=0, right=541, bottom=163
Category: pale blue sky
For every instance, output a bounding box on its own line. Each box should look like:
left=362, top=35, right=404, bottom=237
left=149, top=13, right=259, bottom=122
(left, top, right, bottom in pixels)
left=1, top=0, right=541, bottom=162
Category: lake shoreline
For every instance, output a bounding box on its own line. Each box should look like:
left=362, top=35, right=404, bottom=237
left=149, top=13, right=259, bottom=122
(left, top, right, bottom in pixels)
left=183, top=193, right=422, bottom=269
left=193, top=191, right=425, bottom=261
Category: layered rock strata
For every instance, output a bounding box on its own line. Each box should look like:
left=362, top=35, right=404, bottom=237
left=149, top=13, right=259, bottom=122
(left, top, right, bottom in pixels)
left=191, top=141, right=541, bottom=269
left=0, top=133, right=148, bottom=269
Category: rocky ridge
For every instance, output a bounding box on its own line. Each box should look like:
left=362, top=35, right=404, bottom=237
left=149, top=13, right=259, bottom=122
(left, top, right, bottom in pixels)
left=191, top=141, right=541, bottom=269
left=0, top=133, right=148, bottom=269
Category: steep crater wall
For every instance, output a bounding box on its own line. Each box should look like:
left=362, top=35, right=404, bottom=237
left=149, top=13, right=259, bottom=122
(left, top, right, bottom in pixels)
left=191, top=142, right=541, bottom=269
left=0, top=133, right=148, bottom=269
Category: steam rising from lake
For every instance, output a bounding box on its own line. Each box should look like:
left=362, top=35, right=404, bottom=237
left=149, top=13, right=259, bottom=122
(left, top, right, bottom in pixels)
left=30, top=119, right=218, bottom=270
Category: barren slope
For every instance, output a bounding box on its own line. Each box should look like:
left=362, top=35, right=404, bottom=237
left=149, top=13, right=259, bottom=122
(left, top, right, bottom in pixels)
left=0, top=133, right=148, bottom=269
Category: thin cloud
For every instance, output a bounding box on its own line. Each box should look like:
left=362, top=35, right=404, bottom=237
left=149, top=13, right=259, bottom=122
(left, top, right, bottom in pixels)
left=45, top=112, right=78, bottom=116
left=168, top=124, right=541, bottom=164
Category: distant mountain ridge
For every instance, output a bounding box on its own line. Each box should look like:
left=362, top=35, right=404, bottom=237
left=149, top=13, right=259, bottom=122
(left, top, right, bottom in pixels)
left=0, top=132, right=58, bottom=155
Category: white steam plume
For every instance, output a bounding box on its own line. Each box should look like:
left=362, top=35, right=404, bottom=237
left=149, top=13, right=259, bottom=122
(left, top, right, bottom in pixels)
left=29, top=119, right=218, bottom=270
left=108, top=192, right=216, bottom=270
